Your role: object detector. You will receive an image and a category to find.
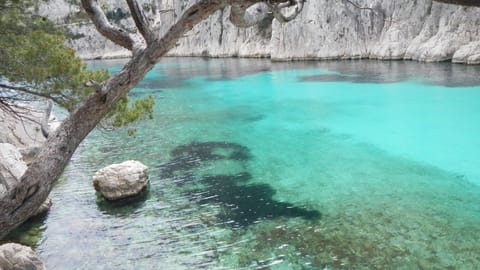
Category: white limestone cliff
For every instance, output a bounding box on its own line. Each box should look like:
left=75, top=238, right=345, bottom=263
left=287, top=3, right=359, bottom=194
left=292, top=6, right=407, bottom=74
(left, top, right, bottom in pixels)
left=43, top=0, right=480, bottom=63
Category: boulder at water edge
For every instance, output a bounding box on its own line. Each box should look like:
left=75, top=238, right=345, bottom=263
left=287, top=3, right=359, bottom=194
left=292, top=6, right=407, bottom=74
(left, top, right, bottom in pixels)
left=92, top=160, right=149, bottom=201
left=0, top=143, right=52, bottom=218
left=0, top=243, right=46, bottom=270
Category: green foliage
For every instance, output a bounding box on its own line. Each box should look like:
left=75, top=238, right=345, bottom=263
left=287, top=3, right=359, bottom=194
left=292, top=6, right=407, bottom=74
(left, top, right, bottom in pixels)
left=1, top=0, right=102, bottom=109
left=0, top=0, right=154, bottom=131
left=1, top=31, right=109, bottom=108
left=106, top=95, right=155, bottom=127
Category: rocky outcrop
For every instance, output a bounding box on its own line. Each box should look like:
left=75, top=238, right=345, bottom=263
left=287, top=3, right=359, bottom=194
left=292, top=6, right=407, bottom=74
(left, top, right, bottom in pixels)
left=0, top=105, right=60, bottom=153
left=0, top=143, right=53, bottom=218
left=0, top=107, right=47, bottom=151
left=0, top=106, right=57, bottom=217
left=42, top=0, right=480, bottom=63
left=92, top=160, right=149, bottom=200
left=0, top=243, right=46, bottom=270
left=0, top=143, right=27, bottom=196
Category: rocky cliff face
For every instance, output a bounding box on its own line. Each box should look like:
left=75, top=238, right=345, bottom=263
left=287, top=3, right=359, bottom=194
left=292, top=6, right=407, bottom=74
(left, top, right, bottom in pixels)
left=43, top=0, right=480, bottom=64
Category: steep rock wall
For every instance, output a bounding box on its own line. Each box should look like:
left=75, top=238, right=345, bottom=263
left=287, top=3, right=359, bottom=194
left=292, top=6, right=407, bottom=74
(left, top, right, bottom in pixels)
left=43, top=0, right=480, bottom=63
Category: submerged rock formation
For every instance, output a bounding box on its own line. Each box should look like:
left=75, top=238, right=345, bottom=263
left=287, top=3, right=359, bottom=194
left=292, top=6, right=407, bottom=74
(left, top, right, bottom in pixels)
left=0, top=243, right=46, bottom=270
left=92, top=160, right=149, bottom=200
left=42, top=0, right=480, bottom=63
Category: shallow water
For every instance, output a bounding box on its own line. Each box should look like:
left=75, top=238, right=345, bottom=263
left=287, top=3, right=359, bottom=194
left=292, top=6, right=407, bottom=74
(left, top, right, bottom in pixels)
left=9, top=58, right=480, bottom=269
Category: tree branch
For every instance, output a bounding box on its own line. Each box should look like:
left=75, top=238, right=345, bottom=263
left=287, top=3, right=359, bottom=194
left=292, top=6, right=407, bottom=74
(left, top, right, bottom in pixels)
left=0, top=83, right=63, bottom=105
left=266, top=0, right=305, bottom=23
left=1, top=0, right=311, bottom=239
left=126, top=0, right=154, bottom=44
left=80, top=0, right=137, bottom=51
left=229, top=2, right=270, bottom=28
left=229, top=0, right=305, bottom=27
left=148, top=0, right=228, bottom=61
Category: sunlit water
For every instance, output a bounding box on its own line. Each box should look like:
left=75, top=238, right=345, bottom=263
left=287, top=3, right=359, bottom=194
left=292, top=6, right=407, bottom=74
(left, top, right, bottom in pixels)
left=8, top=58, right=480, bottom=269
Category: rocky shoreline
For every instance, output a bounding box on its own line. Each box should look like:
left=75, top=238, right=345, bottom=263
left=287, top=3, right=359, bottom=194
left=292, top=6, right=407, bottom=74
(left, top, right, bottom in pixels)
left=0, top=105, right=58, bottom=215
left=0, top=105, right=59, bottom=270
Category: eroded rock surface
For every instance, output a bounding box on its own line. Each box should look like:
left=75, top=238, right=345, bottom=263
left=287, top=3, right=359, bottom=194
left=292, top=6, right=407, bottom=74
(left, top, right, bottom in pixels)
left=0, top=243, right=46, bottom=270
left=93, top=160, right=149, bottom=200
left=0, top=143, right=28, bottom=195
left=40, top=0, right=480, bottom=63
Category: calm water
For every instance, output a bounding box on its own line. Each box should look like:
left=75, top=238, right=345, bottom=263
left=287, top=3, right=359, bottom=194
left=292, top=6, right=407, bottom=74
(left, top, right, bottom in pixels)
left=9, top=58, right=480, bottom=269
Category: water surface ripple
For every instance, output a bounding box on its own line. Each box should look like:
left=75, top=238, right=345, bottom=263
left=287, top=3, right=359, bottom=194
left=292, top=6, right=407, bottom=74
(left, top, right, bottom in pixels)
left=9, top=58, right=480, bottom=269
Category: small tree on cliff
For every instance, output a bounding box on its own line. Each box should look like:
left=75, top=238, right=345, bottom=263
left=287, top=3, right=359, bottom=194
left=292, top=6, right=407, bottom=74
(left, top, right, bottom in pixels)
left=0, top=0, right=478, bottom=238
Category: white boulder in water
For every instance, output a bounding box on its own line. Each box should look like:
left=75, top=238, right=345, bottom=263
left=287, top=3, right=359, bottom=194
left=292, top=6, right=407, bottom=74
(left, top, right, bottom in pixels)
left=92, top=160, right=149, bottom=200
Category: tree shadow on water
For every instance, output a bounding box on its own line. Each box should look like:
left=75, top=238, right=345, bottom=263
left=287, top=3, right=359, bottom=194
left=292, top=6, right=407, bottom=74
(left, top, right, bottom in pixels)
left=160, top=141, right=321, bottom=228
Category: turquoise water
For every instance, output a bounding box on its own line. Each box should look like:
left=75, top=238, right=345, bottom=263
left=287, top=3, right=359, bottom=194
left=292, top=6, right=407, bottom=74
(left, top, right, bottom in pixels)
left=9, top=58, right=480, bottom=269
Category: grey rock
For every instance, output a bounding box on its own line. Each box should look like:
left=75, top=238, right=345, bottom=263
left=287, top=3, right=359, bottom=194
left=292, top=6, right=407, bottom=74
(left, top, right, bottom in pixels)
left=92, top=160, right=149, bottom=200
left=0, top=105, right=60, bottom=163
left=42, top=0, right=480, bottom=64
left=0, top=143, right=27, bottom=195
left=0, top=243, right=46, bottom=270
left=0, top=143, right=53, bottom=217
left=0, top=107, right=46, bottom=150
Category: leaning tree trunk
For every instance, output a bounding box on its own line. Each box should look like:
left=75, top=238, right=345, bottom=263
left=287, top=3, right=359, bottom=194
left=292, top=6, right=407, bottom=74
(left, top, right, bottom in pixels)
left=1, top=0, right=300, bottom=238
left=0, top=0, right=228, bottom=239
left=2, top=0, right=476, bottom=239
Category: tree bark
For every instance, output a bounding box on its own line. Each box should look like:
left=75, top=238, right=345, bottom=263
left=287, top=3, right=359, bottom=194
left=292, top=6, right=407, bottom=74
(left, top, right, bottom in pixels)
left=0, top=0, right=228, bottom=239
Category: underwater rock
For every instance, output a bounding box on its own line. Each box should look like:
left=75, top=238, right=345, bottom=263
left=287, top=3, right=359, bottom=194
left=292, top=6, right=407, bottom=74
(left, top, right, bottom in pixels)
left=161, top=141, right=251, bottom=179
left=162, top=141, right=320, bottom=227
left=0, top=243, right=45, bottom=270
left=93, top=160, right=149, bottom=201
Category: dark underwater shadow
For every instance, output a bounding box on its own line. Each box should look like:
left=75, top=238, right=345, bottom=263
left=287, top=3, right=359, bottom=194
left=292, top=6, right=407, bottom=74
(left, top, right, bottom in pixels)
left=159, top=141, right=321, bottom=228
left=193, top=173, right=320, bottom=228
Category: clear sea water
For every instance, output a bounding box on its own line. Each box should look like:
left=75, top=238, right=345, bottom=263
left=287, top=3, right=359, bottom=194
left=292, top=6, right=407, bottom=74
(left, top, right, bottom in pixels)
left=8, top=58, right=480, bottom=269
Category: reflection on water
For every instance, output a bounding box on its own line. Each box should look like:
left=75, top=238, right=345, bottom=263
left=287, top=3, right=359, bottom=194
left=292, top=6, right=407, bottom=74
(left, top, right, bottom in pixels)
left=8, top=58, right=480, bottom=269
left=90, top=57, right=480, bottom=88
